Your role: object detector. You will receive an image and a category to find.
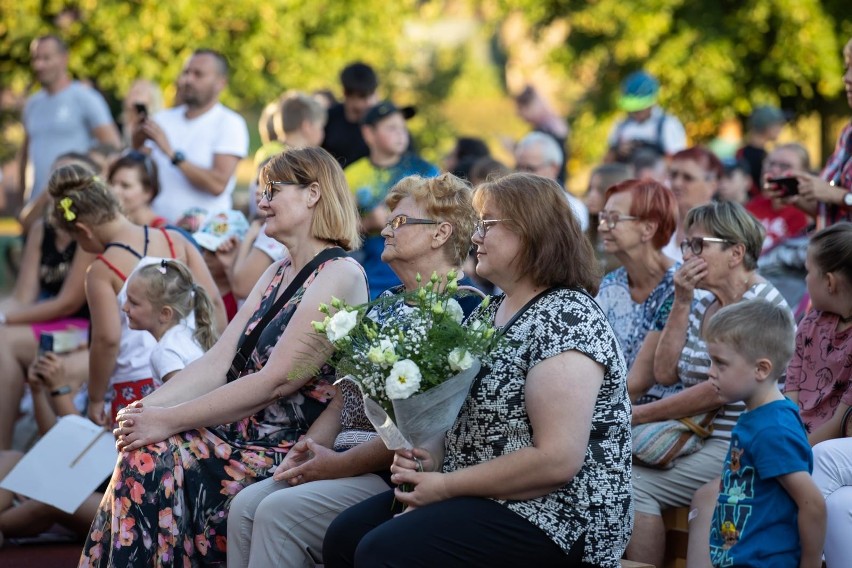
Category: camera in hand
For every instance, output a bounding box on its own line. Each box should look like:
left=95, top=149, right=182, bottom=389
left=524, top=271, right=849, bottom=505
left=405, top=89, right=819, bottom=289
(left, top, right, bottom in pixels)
left=767, top=176, right=799, bottom=197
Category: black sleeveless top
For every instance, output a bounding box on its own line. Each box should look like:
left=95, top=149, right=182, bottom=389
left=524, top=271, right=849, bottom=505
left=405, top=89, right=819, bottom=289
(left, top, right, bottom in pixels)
left=40, top=223, right=89, bottom=319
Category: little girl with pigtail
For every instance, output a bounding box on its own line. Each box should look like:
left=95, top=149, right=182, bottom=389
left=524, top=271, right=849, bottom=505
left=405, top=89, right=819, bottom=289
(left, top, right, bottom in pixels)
left=124, top=259, right=220, bottom=384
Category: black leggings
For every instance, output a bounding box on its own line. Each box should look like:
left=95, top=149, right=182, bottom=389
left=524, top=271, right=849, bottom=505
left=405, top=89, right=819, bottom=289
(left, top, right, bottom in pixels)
left=322, top=490, right=593, bottom=568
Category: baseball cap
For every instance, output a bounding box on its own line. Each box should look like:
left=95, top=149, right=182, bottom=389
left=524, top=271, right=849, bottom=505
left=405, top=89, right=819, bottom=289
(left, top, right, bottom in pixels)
left=361, top=101, right=416, bottom=126
left=619, top=71, right=660, bottom=112
left=192, top=210, right=249, bottom=252
left=747, top=105, right=786, bottom=131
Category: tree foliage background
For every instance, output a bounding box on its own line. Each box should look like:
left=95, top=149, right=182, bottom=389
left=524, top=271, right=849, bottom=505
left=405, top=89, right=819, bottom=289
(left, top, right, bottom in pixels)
left=0, top=0, right=850, bottom=177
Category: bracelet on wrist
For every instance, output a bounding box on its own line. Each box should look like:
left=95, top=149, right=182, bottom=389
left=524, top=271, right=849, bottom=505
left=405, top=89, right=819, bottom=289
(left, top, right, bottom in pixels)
left=50, top=385, right=73, bottom=397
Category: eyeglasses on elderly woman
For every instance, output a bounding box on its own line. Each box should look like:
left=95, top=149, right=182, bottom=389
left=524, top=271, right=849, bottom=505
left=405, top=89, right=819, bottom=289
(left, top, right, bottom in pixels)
left=384, top=214, right=437, bottom=232
left=680, top=236, right=733, bottom=256
left=598, top=211, right=640, bottom=230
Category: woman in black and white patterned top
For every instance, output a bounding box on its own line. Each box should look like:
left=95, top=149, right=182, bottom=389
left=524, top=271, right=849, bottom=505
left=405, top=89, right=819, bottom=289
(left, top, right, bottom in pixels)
left=323, top=173, right=633, bottom=568
left=625, top=200, right=791, bottom=568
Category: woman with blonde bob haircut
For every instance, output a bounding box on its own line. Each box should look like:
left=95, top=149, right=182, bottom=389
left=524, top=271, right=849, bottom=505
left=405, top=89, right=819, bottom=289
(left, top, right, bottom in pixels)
left=323, top=173, right=633, bottom=567
left=81, top=147, right=369, bottom=567
left=262, top=145, right=361, bottom=251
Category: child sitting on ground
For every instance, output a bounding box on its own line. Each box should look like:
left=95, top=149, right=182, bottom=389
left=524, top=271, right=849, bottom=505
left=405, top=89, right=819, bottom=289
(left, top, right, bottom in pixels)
left=704, top=299, right=825, bottom=568
left=123, top=259, right=219, bottom=384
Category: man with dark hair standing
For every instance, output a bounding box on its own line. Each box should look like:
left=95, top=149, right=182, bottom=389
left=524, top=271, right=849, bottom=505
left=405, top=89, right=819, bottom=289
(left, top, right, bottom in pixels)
left=133, top=49, right=248, bottom=223
left=322, top=62, right=379, bottom=168
left=19, top=34, right=120, bottom=229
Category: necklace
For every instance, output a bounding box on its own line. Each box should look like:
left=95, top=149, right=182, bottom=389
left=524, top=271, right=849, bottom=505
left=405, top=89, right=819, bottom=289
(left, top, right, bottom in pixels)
left=839, top=312, right=852, bottom=324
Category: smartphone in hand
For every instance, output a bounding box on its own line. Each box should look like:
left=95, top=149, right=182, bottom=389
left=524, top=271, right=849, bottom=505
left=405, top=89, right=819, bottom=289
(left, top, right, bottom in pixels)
left=134, top=102, right=148, bottom=121
left=767, top=176, right=799, bottom=197
left=38, top=332, right=55, bottom=355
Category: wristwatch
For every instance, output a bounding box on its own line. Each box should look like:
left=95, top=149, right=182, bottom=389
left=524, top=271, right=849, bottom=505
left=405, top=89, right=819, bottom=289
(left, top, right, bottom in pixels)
left=50, top=385, right=73, bottom=397
left=171, top=151, right=186, bottom=166
left=843, top=191, right=852, bottom=208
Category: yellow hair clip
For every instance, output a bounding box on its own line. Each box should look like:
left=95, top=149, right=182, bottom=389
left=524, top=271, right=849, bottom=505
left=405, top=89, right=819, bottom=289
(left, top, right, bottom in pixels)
left=59, top=197, right=76, bottom=222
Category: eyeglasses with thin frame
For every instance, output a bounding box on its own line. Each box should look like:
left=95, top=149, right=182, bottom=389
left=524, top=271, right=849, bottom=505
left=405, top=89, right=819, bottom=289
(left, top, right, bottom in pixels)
left=516, top=163, right=546, bottom=173
left=262, top=180, right=302, bottom=202
left=598, top=210, right=640, bottom=230
left=474, top=218, right=511, bottom=238
left=384, top=214, right=437, bottom=231
left=680, top=236, right=733, bottom=256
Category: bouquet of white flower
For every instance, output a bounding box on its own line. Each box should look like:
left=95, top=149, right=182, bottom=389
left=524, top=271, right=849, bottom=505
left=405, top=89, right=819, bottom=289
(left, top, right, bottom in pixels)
left=312, top=270, right=499, bottom=450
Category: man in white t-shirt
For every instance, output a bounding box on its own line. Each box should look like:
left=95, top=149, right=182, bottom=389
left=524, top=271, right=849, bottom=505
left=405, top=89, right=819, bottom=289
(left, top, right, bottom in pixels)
left=514, top=132, right=589, bottom=231
left=605, top=71, right=687, bottom=164
left=133, top=49, right=248, bottom=222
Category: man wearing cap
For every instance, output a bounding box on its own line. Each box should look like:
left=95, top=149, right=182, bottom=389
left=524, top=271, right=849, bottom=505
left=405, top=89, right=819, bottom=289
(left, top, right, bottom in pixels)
left=346, top=100, right=439, bottom=298
left=322, top=62, right=380, bottom=168
left=605, top=70, right=687, bottom=164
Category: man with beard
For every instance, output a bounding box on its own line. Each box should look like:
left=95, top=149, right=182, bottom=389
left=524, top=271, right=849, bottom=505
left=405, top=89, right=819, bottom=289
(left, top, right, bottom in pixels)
left=133, top=49, right=248, bottom=222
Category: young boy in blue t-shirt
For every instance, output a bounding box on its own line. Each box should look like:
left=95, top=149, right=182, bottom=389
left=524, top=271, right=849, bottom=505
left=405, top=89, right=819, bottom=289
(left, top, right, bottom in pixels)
left=704, top=299, right=825, bottom=568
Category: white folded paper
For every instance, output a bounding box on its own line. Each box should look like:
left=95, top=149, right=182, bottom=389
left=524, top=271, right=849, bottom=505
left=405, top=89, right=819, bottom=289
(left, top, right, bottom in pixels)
left=0, top=415, right=117, bottom=513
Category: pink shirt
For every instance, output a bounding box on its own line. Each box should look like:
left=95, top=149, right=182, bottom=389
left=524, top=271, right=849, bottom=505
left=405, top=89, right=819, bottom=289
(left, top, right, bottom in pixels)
left=785, top=310, right=852, bottom=433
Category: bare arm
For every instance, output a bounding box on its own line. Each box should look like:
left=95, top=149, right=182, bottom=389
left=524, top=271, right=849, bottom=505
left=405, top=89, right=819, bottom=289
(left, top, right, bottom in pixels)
left=655, top=258, right=708, bottom=385
left=92, top=122, right=121, bottom=148
left=5, top=245, right=95, bottom=325
left=628, top=330, right=661, bottom=402
left=7, top=220, right=44, bottom=306
left=808, top=401, right=849, bottom=446
left=17, top=133, right=28, bottom=203
left=777, top=471, right=826, bottom=568
left=174, top=153, right=241, bottom=197
left=140, top=120, right=241, bottom=196
left=85, top=263, right=123, bottom=425
left=17, top=192, right=50, bottom=234
left=118, top=259, right=369, bottom=449
left=394, top=349, right=605, bottom=507
left=632, top=380, right=724, bottom=425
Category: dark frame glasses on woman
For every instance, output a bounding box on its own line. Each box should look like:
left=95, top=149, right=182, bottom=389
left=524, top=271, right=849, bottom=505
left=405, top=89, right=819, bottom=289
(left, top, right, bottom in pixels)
left=385, top=214, right=437, bottom=231
left=262, top=180, right=302, bottom=202
left=680, top=236, right=733, bottom=256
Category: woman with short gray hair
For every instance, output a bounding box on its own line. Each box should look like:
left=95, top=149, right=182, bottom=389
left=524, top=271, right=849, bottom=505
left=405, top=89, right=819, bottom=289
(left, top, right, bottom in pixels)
left=624, top=200, right=792, bottom=567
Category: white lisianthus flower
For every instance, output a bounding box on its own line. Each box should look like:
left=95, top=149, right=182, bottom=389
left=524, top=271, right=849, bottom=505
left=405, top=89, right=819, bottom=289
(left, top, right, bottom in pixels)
left=326, top=309, right=358, bottom=342
left=448, top=347, right=474, bottom=372
left=378, top=338, right=399, bottom=365
left=445, top=298, right=464, bottom=324
left=385, top=359, right=422, bottom=399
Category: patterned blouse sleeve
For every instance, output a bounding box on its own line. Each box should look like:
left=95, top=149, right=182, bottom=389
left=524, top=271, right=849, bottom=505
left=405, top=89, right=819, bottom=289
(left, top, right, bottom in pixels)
left=526, top=289, right=619, bottom=373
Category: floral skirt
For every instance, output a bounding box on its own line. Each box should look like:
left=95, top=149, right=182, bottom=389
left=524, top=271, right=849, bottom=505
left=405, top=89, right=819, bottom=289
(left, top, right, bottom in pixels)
left=78, top=427, right=284, bottom=567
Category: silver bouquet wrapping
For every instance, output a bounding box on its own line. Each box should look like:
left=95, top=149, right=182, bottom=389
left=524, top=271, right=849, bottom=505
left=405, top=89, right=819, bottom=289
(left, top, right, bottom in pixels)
left=357, top=358, right=481, bottom=451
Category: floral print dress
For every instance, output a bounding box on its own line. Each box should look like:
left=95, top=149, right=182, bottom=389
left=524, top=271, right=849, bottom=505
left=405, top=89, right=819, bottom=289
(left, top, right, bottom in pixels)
left=79, top=257, right=357, bottom=567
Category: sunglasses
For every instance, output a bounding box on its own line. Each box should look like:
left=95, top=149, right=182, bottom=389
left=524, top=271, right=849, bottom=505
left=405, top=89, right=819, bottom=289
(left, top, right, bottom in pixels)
left=262, top=180, right=302, bottom=202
